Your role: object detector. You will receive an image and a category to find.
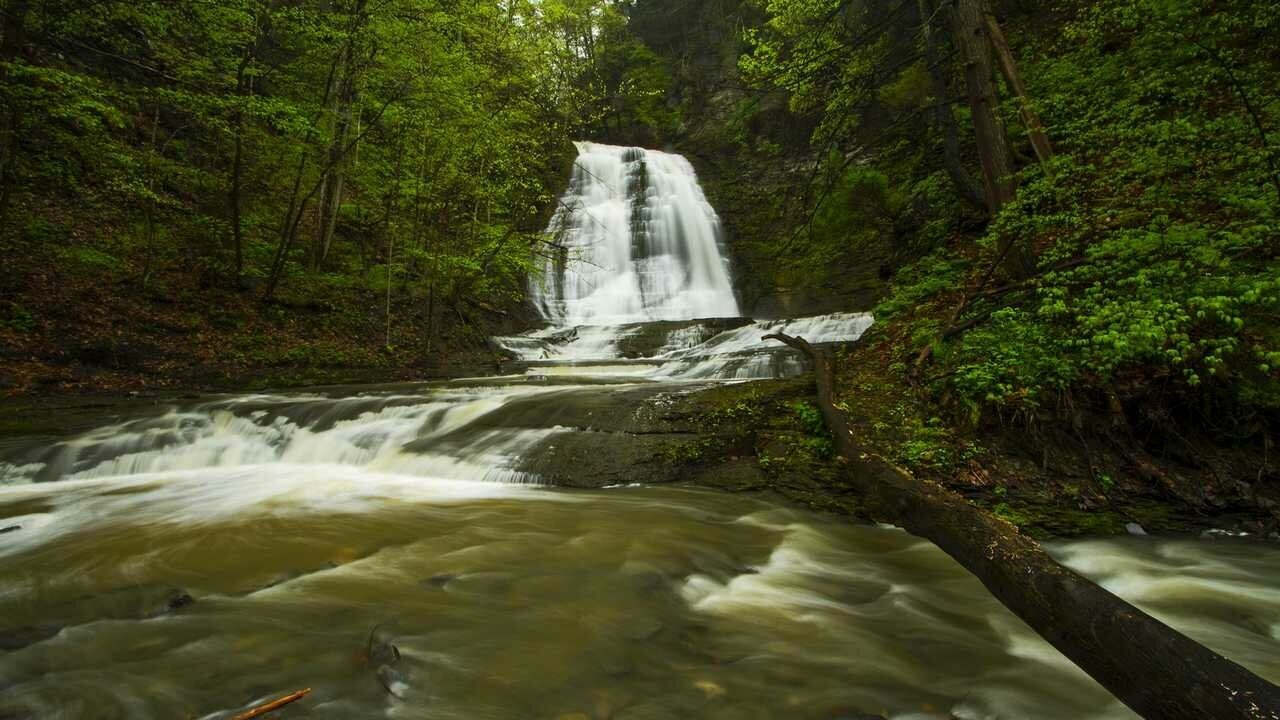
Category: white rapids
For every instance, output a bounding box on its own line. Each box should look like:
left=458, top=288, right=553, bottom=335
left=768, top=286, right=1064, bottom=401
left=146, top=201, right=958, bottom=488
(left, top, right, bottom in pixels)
left=494, top=312, right=876, bottom=380
left=0, top=387, right=568, bottom=487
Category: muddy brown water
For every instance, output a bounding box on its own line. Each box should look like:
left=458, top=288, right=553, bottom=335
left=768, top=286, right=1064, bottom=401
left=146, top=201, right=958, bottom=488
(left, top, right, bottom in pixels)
left=1, top=374, right=1278, bottom=719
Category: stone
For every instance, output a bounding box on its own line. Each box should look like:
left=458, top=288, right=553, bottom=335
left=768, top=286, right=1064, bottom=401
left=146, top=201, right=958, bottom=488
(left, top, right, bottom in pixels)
left=367, top=626, right=401, bottom=667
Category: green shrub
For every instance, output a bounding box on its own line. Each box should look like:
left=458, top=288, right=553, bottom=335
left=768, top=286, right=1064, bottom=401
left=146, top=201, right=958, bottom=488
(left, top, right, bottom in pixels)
left=21, top=217, right=68, bottom=246
left=789, top=400, right=826, bottom=436
left=4, top=304, right=37, bottom=332
left=874, top=251, right=966, bottom=321
left=870, top=0, right=1280, bottom=421
left=55, top=245, right=126, bottom=272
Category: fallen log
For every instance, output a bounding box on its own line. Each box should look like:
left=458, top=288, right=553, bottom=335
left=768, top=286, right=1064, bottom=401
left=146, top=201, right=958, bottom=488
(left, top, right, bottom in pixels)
left=764, top=331, right=1280, bottom=720
left=230, top=688, right=312, bottom=720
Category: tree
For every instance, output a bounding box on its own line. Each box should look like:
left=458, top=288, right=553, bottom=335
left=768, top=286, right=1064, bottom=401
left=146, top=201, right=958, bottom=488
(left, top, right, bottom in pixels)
left=1, top=0, right=634, bottom=314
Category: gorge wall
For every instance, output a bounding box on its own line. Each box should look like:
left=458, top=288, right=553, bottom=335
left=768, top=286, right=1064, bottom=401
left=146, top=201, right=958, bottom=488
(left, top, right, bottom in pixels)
left=621, top=0, right=896, bottom=318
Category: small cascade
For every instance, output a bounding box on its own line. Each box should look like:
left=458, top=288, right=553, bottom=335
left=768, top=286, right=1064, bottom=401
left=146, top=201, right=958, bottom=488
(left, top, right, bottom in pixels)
left=531, top=142, right=740, bottom=325
left=494, top=311, right=875, bottom=381
left=0, top=387, right=562, bottom=486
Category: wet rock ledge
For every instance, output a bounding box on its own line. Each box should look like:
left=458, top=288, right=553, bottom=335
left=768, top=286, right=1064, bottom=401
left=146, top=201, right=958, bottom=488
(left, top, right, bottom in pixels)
left=513, top=378, right=858, bottom=513
left=511, top=376, right=1276, bottom=540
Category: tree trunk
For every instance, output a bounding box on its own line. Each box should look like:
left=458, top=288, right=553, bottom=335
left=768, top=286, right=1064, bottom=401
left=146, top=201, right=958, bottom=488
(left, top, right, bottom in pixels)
left=140, top=104, right=161, bottom=289
left=949, top=0, right=1032, bottom=279
left=263, top=47, right=341, bottom=303
left=949, top=0, right=1015, bottom=214
left=918, top=0, right=985, bottom=210
left=424, top=203, right=447, bottom=356
left=764, top=331, right=1280, bottom=720
left=313, top=0, right=366, bottom=272
left=229, top=117, right=246, bottom=284
left=316, top=170, right=344, bottom=268
left=384, top=189, right=393, bottom=349
left=262, top=37, right=397, bottom=304
left=0, top=0, right=31, bottom=232
left=383, top=133, right=404, bottom=349
left=262, top=150, right=311, bottom=303
left=228, top=47, right=253, bottom=287
left=425, top=272, right=437, bottom=356
left=982, top=10, right=1054, bottom=175
left=405, top=137, right=430, bottom=292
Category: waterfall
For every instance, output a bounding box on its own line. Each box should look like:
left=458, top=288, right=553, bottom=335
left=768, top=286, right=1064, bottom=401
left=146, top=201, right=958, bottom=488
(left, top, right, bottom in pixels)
left=531, top=142, right=741, bottom=325
left=505, top=141, right=875, bottom=378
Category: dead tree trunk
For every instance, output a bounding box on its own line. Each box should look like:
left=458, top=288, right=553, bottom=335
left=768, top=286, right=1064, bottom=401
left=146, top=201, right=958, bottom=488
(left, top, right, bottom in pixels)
left=949, top=0, right=1033, bottom=280
left=949, top=0, right=1015, bottom=215
left=983, top=10, right=1054, bottom=175
left=764, top=330, right=1280, bottom=720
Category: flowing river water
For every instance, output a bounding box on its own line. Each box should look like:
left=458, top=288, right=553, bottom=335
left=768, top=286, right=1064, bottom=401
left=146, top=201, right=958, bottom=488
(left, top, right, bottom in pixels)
left=2, top=144, right=1279, bottom=719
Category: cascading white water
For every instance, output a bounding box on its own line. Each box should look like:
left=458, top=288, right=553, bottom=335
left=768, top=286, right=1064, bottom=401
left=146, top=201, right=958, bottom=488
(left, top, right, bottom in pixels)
left=508, top=141, right=876, bottom=379
left=0, top=388, right=563, bottom=487
left=493, top=312, right=877, bottom=380
left=531, top=142, right=740, bottom=325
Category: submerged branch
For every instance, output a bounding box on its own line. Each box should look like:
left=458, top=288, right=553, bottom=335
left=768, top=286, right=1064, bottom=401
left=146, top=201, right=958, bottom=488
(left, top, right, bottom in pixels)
left=230, top=688, right=312, bottom=720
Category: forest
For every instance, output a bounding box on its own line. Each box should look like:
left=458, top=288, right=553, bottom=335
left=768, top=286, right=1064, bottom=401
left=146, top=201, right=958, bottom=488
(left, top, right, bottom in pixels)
left=0, top=0, right=676, bottom=388
left=1, top=0, right=1279, bottom=718
left=1, top=0, right=1276, bottom=431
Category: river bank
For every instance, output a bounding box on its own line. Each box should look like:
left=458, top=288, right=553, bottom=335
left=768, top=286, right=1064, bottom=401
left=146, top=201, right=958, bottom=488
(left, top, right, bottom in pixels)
left=649, top=363, right=1280, bottom=541
left=0, top=242, right=530, bottom=400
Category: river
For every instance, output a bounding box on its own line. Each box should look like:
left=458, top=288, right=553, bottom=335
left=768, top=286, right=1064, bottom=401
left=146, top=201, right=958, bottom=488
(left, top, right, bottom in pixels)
left=1, top=143, right=1278, bottom=719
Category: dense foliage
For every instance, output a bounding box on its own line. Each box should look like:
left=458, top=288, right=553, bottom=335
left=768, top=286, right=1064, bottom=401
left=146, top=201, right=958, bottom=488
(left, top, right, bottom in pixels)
left=739, top=0, right=1280, bottom=431
left=0, top=0, right=673, bottom=333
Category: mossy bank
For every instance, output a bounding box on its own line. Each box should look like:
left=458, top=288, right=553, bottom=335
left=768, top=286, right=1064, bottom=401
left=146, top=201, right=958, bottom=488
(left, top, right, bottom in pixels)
left=609, top=354, right=1278, bottom=541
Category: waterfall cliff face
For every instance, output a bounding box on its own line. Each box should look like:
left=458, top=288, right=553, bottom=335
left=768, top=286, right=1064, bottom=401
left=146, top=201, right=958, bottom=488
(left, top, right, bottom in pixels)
left=531, top=142, right=740, bottom=326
